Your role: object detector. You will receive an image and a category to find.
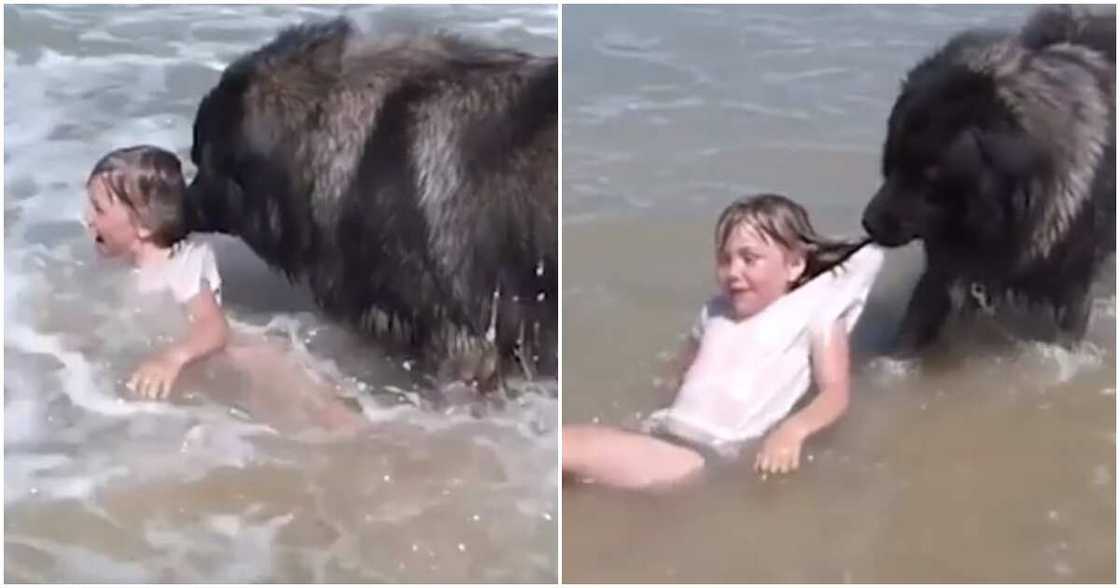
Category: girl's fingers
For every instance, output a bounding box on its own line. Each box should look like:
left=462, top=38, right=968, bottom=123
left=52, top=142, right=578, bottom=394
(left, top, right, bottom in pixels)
left=125, top=370, right=174, bottom=400
left=757, top=446, right=808, bottom=476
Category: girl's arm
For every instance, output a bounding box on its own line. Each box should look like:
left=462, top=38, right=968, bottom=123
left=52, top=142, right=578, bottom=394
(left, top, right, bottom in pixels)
left=128, top=287, right=229, bottom=399
left=754, top=318, right=851, bottom=474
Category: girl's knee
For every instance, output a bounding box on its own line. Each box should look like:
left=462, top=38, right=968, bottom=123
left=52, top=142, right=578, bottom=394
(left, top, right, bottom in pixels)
left=562, top=424, right=617, bottom=471
left=562, top=426, right=592, bottom=467
left=563, top=424, right=603, bottom=447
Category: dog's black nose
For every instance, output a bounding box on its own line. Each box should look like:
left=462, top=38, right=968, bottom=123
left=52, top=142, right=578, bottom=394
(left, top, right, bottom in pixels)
left=861, top=207, right=912, bottom=247
left=861, top=216, right=877, bottom=239
left=861, top=210, right=888, bottom=241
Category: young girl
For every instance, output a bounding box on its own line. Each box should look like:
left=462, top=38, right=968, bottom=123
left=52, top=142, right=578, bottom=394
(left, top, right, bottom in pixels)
left=83, top=145, right=362, bottom=431
left=563, top=193, right=883, bottom=489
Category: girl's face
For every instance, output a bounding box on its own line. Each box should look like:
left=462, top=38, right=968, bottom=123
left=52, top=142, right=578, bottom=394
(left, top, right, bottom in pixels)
left=84, top=177, right=143, bottom=259
left=716, top=222, right=806, bottom=320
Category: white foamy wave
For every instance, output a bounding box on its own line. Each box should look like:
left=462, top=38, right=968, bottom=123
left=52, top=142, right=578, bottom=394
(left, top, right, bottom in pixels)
left=7, top=324, right=177, bottom=418
left=1091, top=294, right=1116, bottom=320
left=865, top=355, right=919, bottom=382
left=138, top=512, right=295, bottom=583
left=5, top=535, right=151, bottom=583
left=5, top=447, right=132, bottom=504
left=462, top=16, right=527, bottom=34
left=578, top=94, right=705, bottom=124
left=720, top=99, right=811, bottom=121
left=21, top=46, right=180, bottom=73
left=178, top=421, right=275, bottom=468
left=761, top=66, right=851, bottom=84
left=4, top=397, right=47, bottom=445
left=1015, top=341, right=1107, bottom=386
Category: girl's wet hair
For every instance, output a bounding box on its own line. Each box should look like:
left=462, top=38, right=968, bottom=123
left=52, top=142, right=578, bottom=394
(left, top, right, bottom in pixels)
left=715, top=193, right=870, bottom=288
left=87, top=145, right=187, bottom=247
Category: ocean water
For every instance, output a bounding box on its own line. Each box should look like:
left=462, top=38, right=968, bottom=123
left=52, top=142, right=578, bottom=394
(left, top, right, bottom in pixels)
left=5, top=4, right=557, bottom=582
left=562, top=4, right=1115, bottom=582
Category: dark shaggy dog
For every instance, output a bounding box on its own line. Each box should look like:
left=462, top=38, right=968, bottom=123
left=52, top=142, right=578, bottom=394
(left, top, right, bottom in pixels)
left=185, top=18, right=557, bottom=389
left=862, top=5, right=1115, bottom=351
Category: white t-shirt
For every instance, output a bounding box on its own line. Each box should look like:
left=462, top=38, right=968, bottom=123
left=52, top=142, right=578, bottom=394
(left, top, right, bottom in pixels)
left=134, top=237, right=222, bottom=305
left=654, top=245, right=885, bottom=449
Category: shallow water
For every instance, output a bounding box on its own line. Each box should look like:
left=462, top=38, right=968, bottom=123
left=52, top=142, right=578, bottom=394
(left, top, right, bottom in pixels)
left=5, top=4, right=557, bottom=582
left=562, top=5, right=1114, bottom=583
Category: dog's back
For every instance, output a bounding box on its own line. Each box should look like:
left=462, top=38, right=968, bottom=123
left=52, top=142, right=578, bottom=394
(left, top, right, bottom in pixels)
left=1021, top=5, right=1116, bottom=62
left=1019, top=5, right=1116, bottom=267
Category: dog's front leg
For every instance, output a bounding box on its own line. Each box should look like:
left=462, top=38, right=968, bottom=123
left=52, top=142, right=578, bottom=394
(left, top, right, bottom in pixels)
left=1055, top=286, right=1092, bottom=346
left=894, top=269, right=953, bottom=355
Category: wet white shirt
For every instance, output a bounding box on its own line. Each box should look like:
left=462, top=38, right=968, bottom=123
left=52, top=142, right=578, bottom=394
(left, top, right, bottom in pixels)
left=134, top=237, right=222, bottom=305
left=654, top=245, right=885, bottom=448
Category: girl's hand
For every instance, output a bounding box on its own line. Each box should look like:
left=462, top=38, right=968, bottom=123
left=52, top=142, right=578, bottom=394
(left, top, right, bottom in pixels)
left=126, top=287, right=227, bottom=401
left=127, top=351, right=186, bottom=400
left=754, top=422, right=806, bottom=475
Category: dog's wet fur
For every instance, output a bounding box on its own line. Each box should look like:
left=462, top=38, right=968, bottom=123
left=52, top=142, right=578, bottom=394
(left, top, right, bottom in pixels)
left=186, top=18, right=557, bottom=394
left=862, top=5, right=1115, bottom=351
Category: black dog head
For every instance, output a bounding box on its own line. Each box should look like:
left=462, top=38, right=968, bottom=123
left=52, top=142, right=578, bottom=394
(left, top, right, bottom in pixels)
left=184, top=83, right=248, bottom=236
left=863, top=37, right=1046, bottom=255
left=185, top=19, right=352, bottom=272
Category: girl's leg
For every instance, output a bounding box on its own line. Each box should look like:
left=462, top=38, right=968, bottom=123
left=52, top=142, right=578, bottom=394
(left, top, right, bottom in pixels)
left=225, top=340, right=367, bottom=433
left=563, top=424, right=705, bottom=489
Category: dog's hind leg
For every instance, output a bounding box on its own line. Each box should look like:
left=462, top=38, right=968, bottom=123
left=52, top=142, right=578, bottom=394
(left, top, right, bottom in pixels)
left=894, top=269, right=953, bottom=355
left=514, top=321, right=537, bottom=381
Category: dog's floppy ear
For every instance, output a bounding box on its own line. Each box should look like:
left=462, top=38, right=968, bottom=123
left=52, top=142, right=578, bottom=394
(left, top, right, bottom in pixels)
left=967, top=129, right=1049, bottom=227
left=974, top=130, right=1045, bottom=179
left=942, top=128, right=985, bottom=173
